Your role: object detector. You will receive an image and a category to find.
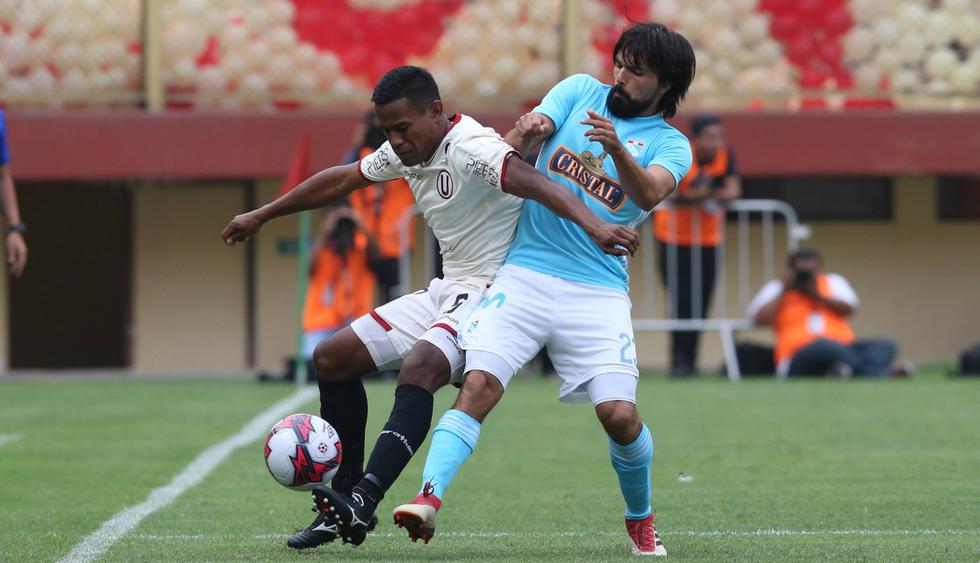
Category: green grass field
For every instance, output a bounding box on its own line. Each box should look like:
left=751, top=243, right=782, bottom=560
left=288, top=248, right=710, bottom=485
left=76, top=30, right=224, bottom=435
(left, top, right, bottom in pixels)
left=1, top=373, right=978, bottom=562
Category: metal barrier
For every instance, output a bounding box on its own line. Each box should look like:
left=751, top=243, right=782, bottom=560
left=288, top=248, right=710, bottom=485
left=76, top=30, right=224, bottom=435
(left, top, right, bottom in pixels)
left=396, top=199, right=809, bottom=381
left=633, top=199, right=809, bottom=381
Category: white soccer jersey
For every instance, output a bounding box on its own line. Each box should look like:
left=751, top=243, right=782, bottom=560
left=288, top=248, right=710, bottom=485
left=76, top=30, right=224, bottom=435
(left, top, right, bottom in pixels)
left=358, top=114, right=523, bottom=283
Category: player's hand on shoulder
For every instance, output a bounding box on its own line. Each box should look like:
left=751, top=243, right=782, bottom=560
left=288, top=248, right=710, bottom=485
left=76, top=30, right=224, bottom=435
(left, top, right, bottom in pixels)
left=587, top=222, right=639, bottom=257
left=514, top=112, right=553, bottom=139
left=221, top=210, right=264, bottom=245
left=581, top=110, right=625, bottom=155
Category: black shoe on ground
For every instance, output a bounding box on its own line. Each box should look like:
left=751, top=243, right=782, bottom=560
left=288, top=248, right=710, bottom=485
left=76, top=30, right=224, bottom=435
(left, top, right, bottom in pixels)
left=313, top=485, right=377, bottom=546
left=287, top=492, right=378, bottom=549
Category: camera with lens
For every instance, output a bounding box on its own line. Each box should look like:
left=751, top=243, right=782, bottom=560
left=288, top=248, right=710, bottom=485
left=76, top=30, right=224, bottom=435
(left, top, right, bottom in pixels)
left=793, top=267, right=815, bottom=289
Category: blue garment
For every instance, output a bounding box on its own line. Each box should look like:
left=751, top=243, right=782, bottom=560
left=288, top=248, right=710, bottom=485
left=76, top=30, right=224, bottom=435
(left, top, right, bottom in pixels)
left=0, top=109, right=10, bottom=165
left=609, top=424, right=654, bottom=519
left=505, top=74, right=692, bottom=293
left=418, top=409, right=481, bottom=499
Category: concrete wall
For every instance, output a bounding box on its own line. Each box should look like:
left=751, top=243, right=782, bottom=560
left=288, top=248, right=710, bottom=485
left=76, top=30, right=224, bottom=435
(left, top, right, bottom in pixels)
left=248, top=175, right=976, bottom=372
left=3, top=175, right=977, bottom=373
left=253, top=180, right=301, bottom=373
left=131, top=182, right=247, bottom=373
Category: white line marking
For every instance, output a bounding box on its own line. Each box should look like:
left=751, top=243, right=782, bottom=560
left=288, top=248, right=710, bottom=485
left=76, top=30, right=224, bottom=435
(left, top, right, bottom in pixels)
left=58, top=387, right=317, bottom=563
left=0, top=433, right=23, bottom=448
left=130, top=529, right=980, bottom=541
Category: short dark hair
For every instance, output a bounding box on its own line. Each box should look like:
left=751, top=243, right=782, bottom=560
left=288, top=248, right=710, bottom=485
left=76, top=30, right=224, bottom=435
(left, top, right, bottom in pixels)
left=613, top=23, right=696, bottom=119
left=371, top=66, right=441, bottom=112
left=691, top=114, right=721, bottom=137
left=788, top=248, right=822, bottom=267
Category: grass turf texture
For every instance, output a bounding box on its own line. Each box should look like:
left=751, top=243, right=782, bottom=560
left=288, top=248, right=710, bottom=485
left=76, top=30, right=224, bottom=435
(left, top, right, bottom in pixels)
left=1, top=373, right=977, bottom=562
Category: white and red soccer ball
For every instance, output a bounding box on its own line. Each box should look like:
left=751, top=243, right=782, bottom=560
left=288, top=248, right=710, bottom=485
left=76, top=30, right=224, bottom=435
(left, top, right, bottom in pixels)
left=264, top=413, right=342, bottom=491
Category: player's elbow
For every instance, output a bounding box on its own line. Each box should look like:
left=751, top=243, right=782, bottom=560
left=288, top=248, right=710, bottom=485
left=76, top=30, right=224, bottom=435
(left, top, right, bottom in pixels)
left=635, top=183, right=673, bottom=211
left=634, top=198, right=657, bottom=212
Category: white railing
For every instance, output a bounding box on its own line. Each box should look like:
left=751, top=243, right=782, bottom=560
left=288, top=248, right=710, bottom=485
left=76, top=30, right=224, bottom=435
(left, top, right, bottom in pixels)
left=633, top=199, right=809, bottom=381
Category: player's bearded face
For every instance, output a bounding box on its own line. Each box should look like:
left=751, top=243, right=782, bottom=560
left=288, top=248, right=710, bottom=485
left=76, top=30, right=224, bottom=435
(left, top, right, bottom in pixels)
left=608, top=53, right=663, bottom=118
left=606, top=85, right=655, bottom=118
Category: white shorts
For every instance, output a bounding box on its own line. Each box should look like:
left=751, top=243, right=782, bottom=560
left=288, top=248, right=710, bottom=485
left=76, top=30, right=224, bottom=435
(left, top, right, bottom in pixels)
left=350, top=277, right=488, bottom=384
left=460, top=264, right=640, bottom=404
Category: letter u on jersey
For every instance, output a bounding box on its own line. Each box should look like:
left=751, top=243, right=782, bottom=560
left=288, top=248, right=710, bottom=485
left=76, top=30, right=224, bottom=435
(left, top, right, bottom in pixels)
left=547, top=146, right=626, bottom=210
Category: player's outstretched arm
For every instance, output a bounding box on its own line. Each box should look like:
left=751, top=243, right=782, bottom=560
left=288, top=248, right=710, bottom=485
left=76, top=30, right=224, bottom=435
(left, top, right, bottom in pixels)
left=221, top=162, right=370, bottom=245
left=503, top=112, right=556, bottom=157
left=581, top=110, right=678, bottom=211
left=503, top=156, right=638, bottom=256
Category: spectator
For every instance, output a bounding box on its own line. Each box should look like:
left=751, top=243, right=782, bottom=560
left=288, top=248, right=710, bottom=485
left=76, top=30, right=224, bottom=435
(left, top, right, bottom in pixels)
left=1, top=108, right=27, bottom=278
left=746, top=248, right=899, bottom=377
left=302, top=204, right=379, bottom=359
left=348, top=113, right=416, bottom=302
left=654, top=114, right=740, bottom=376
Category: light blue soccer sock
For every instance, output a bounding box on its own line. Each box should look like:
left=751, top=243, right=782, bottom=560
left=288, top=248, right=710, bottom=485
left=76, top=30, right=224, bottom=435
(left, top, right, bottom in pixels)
left=418, top=409, right=481, bottom=500
left=609, top=424, right=654, bottom=520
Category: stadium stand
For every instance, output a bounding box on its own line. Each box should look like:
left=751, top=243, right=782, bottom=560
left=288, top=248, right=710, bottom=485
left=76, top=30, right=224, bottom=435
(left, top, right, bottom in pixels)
left=1, top=0, right=978, bottom=110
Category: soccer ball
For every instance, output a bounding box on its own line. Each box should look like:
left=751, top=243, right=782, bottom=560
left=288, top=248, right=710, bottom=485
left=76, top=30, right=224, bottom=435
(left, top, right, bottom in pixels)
left=264, top=413, right=342, bottom=491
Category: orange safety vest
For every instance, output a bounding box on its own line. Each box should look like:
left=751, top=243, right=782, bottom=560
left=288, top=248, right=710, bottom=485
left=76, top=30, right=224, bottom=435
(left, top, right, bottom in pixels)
left=773, top=274, right=855, bottom=365
left=351, top=146, right=416, bottom=259
left=303, top=234, right=376, bottom=332
left=654, top=145, right=729, bottom=246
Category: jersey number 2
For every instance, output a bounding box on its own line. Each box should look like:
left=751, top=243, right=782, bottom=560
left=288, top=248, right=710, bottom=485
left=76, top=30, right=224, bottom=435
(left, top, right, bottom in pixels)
left=619, top=333, right=636, bottom=366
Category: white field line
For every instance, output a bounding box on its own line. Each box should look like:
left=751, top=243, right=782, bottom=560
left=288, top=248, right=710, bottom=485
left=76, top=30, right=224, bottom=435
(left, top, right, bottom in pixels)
left=0, top=433, right=23, bottom=448
left=131, top=529, right=980, bottom=541
left=58, top=387, right=317, bottom=563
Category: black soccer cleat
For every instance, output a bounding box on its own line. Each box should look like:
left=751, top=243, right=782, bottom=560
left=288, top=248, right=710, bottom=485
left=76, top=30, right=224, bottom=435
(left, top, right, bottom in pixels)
left=313, top=485, right=378, bottom=547
left=287, top=493, right=377, bottom=549
left=287, top=508, right=338, bottom=550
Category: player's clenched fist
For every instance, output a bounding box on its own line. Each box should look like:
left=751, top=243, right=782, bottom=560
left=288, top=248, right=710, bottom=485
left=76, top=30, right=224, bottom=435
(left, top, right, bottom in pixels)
left=514, top=112, right=553, bottom=139
left=587, top=223, right=640, bottom=257
left=221, top=210, right=264, bottom=245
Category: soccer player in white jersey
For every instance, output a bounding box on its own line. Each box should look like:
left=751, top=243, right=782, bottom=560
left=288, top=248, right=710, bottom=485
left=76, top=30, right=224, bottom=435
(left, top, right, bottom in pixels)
left=392, top=25, right=696, bottom=556
left=221, top=66, right=638, bottom=550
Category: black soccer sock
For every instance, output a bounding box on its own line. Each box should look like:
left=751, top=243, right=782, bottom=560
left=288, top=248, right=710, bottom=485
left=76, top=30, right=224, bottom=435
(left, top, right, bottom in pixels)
left=357, top=384, right=434, bottom=507
left=317, top=378, right=368, bottom=492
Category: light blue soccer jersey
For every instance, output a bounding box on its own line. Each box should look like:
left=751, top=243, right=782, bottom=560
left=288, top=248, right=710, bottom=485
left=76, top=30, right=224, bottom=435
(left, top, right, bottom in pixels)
left=505, top=73, right=692, bottom=293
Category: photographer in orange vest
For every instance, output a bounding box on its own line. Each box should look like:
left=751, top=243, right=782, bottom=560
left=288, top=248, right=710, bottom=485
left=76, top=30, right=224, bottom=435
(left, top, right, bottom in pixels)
left=302, top=203, right=379, bottom=358
left=654, top=115, right=740, bottom=376
left=747, top=248, right=900, bottom=377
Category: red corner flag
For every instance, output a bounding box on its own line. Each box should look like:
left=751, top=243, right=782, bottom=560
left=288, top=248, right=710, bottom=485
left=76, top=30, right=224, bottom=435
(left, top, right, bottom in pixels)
left=278, top=133, right=311, bottom=196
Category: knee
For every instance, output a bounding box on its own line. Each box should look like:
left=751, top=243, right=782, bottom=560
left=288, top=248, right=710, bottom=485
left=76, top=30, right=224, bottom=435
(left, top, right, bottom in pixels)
left=398, top=346, right=450, bottom=393
left=454, top=371, right=504, bottom=422
left=595, top=401, right=642, bottom=444
left=313, top=340, right=356, bottom=382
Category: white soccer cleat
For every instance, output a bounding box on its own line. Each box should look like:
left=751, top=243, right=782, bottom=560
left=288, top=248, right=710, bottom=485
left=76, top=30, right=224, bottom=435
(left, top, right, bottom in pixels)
left=626, top=514, right=667, bottom=556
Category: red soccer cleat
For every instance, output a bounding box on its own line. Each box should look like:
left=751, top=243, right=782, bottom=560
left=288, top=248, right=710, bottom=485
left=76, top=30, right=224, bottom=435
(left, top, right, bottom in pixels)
left=626, top=514, right=667, bottom=556
left=392, top=484, right=442, bottom=544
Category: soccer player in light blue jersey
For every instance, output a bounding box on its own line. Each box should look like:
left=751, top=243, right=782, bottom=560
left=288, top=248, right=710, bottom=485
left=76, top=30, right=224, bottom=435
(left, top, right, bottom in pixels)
left=393, top=24, right=696, bottom=556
